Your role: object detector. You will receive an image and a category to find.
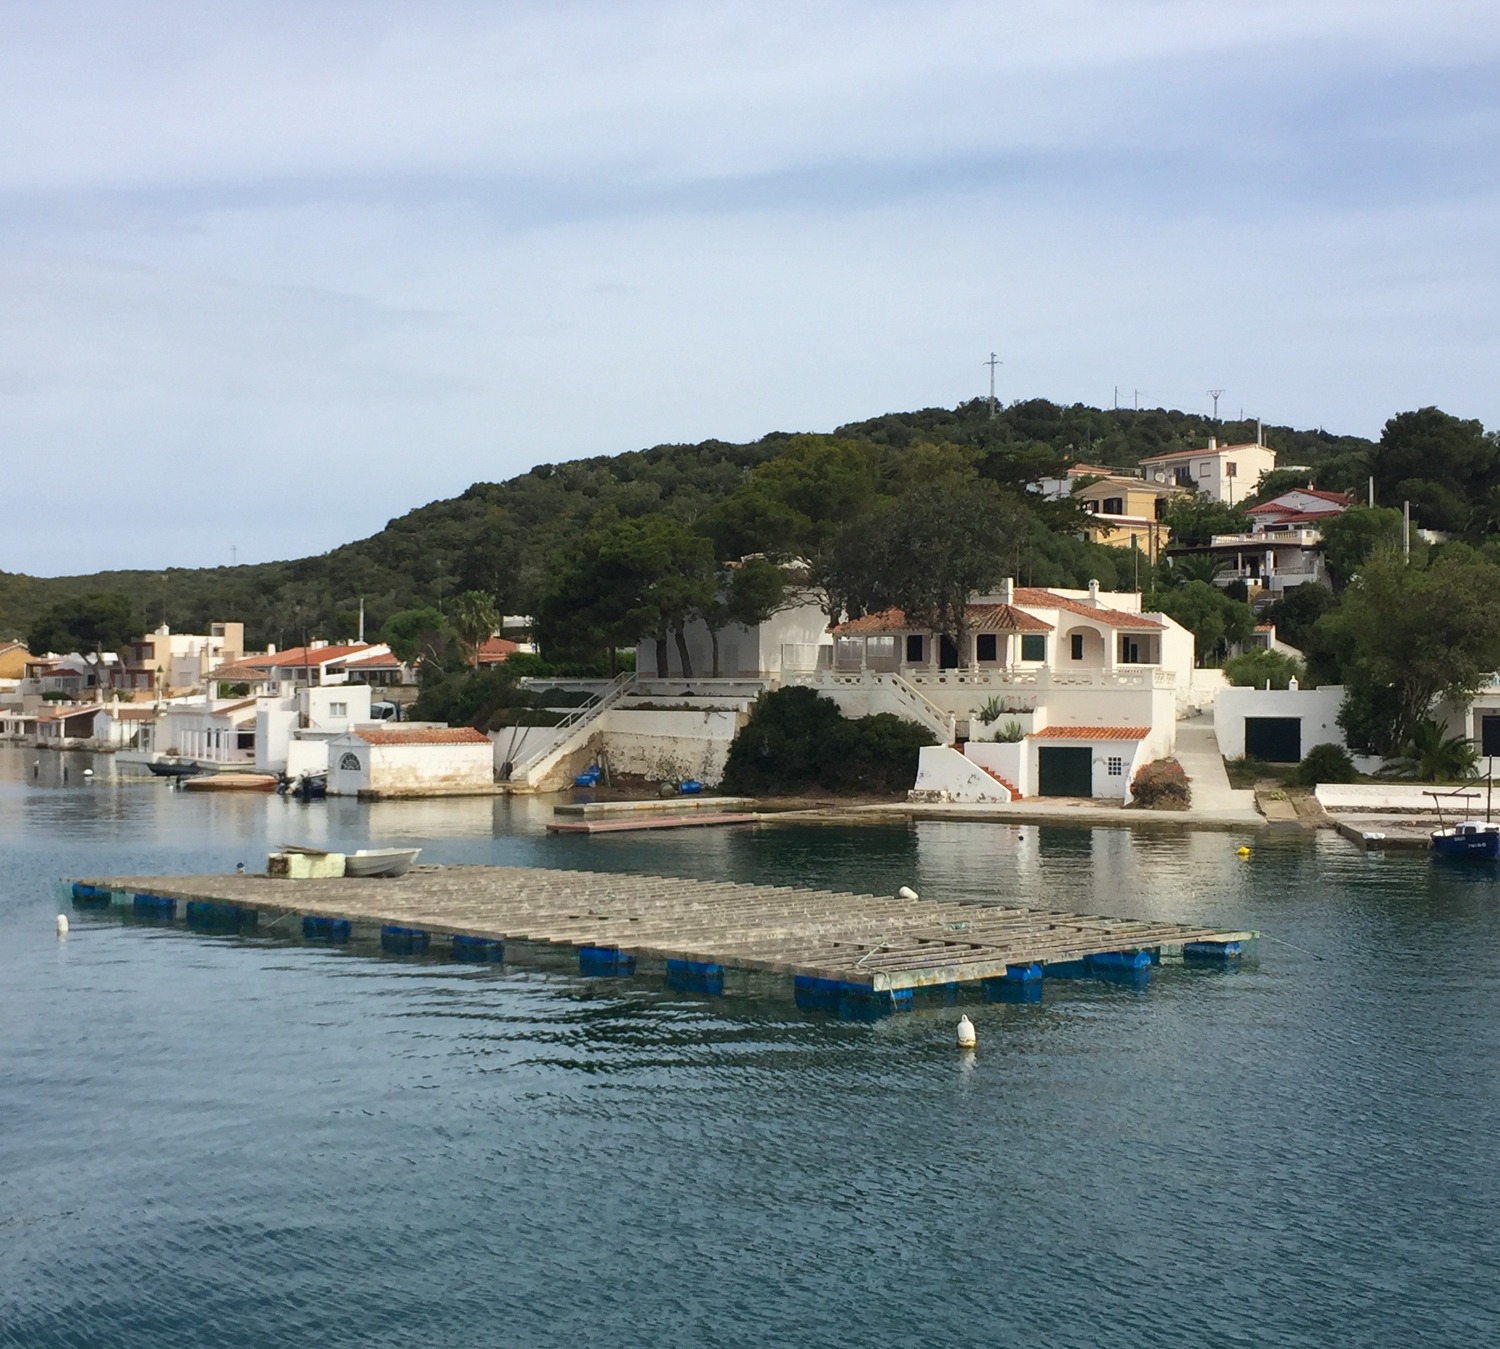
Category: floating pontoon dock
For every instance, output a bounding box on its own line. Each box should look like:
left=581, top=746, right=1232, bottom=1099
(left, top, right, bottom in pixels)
left=70, top=866, right=1255, bottom=1007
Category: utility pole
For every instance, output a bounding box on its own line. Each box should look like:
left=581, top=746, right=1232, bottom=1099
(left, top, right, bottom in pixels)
left=1208, top=388, right=1224, bottom=421
left=985, top=352, right=1001, bottom=419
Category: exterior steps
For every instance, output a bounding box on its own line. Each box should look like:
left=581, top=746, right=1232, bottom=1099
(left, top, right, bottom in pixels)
left=975, top=763, right=1023, bottom=800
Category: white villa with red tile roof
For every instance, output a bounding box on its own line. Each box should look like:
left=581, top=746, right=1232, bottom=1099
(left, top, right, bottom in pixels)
left=1168, top=485, right=1351, bottom=596
left=800, top=578, right=1199, bottom=802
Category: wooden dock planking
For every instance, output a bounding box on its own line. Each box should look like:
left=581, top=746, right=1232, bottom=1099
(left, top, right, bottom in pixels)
left=75, top=865, right=1254, bottom=994
left=545, top=812, right=760, bottom=834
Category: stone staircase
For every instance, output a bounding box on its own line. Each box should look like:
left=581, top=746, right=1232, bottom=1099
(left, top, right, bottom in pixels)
left=974, top=763, right=1024, bottom=800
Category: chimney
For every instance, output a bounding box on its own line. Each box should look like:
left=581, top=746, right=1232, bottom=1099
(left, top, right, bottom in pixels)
left=1001, top=576, right=1014, bottom=604
left=1208, top=436, right=1217, bottom=452
left=1088, top=578, right=1100, bottom=605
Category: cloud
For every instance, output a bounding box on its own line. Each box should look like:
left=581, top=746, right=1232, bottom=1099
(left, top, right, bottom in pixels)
left=1, top=2, right=1497, bottom=573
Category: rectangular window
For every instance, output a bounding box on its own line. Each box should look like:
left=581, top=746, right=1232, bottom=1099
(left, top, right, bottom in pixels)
left=976, top=634, right=997, bottom=662
left=1070, top=634, right=1084, bottom=661
left=1107, top=756, right=1124, bottom=776
left=1199, top=461, right=1213, bottom=476
left=1225, top=461, right=1237, bottom=478
left=1102, top=497, right=1124, bottom=515
left=1121, top=637, right=1140, bottom=663
left=1021, top=634, right=1046, bottom=662
left=328, top=701, right=348, bottom=717
left=905, top=634, right=924, bottom=664
left=1174, top=467, right=1194, bottom=486
left=236, top=731, right=255, bottom=751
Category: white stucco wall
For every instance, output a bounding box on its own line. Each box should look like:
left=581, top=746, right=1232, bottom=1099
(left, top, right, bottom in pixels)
left=912, top=745, right=1012, bottom=802
left=963, top=741, right=1028, bottom=796
left=327, top=736, right=492, bottom=795
left=633, top=598, right=831, bottom=680
left=1213, top=685, right=1346, bottom=760
left=597, top=707, right=744, bottom=783
left=256, top=707, right=298, bottom=771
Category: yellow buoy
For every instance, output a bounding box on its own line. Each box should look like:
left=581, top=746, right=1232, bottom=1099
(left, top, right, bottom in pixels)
left=1236, top=846, right=1250, bottom=858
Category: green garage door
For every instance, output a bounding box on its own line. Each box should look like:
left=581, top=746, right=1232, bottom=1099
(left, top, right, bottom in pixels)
left=1038, top=746, right=1093, bottom=797
left=1244, top=717, right=1301, bottom=763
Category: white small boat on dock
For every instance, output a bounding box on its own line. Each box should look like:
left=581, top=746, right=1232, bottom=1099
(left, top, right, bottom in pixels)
left=344, top=848, right=421, bottom=879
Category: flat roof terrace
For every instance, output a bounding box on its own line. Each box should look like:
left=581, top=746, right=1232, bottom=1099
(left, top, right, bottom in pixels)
left=72, top=865, right=1256, bottom=1004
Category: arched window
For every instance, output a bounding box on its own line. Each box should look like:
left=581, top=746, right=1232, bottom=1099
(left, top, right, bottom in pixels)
left=338, top=753, right=362, bottom=771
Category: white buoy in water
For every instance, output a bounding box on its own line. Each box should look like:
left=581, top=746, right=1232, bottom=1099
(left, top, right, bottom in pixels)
left=56, top=914, right=69, bottom=937
left=956, top=1014, right=976, bottom=1049
left=897, top=885, right=919, bottom=901
left=83, top=768, right=94, bottom=777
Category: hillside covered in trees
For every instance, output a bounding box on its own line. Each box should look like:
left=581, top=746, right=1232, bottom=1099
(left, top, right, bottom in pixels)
left=0, top=398, right=1376, bottom=647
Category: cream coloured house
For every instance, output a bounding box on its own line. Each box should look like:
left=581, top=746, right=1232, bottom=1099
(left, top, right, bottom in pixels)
left=1137, top=438, right=1276, bottom=506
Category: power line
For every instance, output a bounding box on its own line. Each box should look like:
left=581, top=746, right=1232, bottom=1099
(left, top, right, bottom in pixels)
left=985, top=352, right=1001, bottom=420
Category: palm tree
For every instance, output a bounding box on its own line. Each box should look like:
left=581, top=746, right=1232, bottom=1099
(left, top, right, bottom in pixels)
left=449, top=590, right=500, bottom=669
left=1386, top=719, right=1479, bottom=783
left=1169, top=553, right=1228, bottom=586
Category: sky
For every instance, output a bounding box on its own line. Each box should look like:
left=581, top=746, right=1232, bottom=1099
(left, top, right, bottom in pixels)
left=2, top=0, right=1499, bottom=576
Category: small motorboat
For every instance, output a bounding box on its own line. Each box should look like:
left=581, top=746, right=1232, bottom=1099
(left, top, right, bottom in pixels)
left=277, top=771, right=328, bottom=800
left=1427, top=778, right=1500, bottom=859
left=1431, top=819, right=1500, bottom=859
left=148, top=759, right=207, bottom=778
left=344, top=847, right=421, bottom=879
left=181, top=772, right=280, bottom=792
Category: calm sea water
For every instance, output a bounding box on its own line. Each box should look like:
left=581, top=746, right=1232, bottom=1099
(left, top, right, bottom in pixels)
left=2, top=745, right=1498, bottom=1347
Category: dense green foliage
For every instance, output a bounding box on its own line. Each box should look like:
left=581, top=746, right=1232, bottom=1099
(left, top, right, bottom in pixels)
left=1378, top=719, right=1481, bottom=782
left=26, top=592, right=143, bottom=657
left=1321, top=550, right=1500, bottom=754
left=720, top=687, right=933, bottom=796
left=0, top=397, right=1381, bottom=646
left=1292, top=743, right=1358, bottom=786
left=1224, top=648, right=1307, bottom=690
left=1145, top=580, right=1255, bottom=663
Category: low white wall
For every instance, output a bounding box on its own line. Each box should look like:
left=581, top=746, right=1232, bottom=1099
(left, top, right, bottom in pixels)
left=912, top=745, right=1011, bottom=802
left=1214, top=685, right=1345, bottom=759
left=596, top=706, right=743, bottom=784
left=1316, top=783, right=1494, bottom=814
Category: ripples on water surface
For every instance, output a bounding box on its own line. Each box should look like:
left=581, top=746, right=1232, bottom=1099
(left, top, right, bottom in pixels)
left=2, top=747, right=1498, bottom=1346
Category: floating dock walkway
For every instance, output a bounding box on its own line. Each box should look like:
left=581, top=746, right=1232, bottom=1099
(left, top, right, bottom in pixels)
left=71, top=865, right=1255, bottom=1009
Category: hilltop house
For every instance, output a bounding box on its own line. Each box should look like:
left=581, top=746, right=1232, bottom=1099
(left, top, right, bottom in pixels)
left=1138, top=437, right=1276, bottom=506
left=1038, top=465, right=1183, bottom=560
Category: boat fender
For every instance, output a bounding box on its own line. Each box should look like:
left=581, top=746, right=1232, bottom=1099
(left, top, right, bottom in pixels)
left=956, top=1014, right=976, bottom=1049
left=56, top=914, right=69, bottom=937
left=897, top=885, right=919, bottom=901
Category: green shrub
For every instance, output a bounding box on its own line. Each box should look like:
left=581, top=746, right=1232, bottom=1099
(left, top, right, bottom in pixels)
left=1292, top=742, right=1357, bottom=786
left=1130, top=758, right=1191, bottom=810
left=721, top=686, right=933, bottom=795
left=1224, top=648, right=1306, bottom=690
left=991, top=719, right=1025, bottom=743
